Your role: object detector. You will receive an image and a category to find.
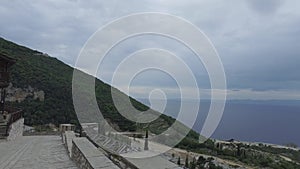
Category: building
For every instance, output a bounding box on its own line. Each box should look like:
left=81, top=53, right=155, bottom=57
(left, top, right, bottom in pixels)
left=60, top=124, right=76, bottom=133
left=0, top=53, right=16, bottom=113
left=0, top=53, right=23, bottom=139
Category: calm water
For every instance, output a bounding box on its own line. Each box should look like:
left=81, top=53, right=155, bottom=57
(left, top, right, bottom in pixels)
left=139, top=99, right=300, bottom=146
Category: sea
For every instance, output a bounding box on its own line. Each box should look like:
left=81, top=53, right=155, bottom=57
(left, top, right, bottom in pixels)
left=138, top=99, right=300, bottom=147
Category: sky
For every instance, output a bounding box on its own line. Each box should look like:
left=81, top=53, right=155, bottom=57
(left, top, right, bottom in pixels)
left=1, top=0, right=300, bottom=100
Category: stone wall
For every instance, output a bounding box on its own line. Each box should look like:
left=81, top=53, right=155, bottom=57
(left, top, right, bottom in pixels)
left=71, top=137, right=119, bottom=169
left=7, top=118, right=24, bottom=141
left=63, top=131, right=76, bottom=157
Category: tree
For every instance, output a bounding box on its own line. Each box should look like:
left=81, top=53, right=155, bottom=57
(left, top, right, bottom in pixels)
left=197, top=156, right=206, bottom=165
left=185, top=154, right=189, bottom=168
left=190, top=157, right=196, bottom=169
left=237, top=144, right=241, bottom=157
left=177, top=156, right=181, bottom=165
left=285, top=143, right=298, bottom=148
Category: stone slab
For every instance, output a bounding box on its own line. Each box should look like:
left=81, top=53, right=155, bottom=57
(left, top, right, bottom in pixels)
left=72, top=137, right=120, bottom=169
left=126, top=155, right=181, bottom=169
left=73, top=137, right=105, bottom=158
left=65, top=131, right=76, bottom=157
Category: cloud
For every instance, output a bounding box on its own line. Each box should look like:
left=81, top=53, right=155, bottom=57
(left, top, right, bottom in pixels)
left=0, top=0, right=300, bottom=100
left=245, top=0, right=284, bottom=15
left=122, top=85, right=300, bottom=100
left=227, top=88, right=300, bottom=100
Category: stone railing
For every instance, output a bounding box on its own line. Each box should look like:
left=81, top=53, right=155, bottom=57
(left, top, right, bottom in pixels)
left=6, top=118, right=24, bottom=141
left=63, top=131, right=76, bottom=157
left=86, top=134, right=139, bottom=169
left=6, top=109, right=22, bottom=128
left=71, top=137, right=120, bottom=169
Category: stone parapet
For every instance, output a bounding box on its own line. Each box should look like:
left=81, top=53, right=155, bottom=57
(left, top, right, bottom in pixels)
left=64, top=130, right=76, bottom=157
left=71, top=137, right=119, bottom=169
left=7, top=118, right=24, bottom=141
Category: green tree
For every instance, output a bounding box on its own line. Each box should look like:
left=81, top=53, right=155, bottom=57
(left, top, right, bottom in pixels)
left=177, top=156, right=181, bottom=165
left=190, top=157, right=196, bottom=169
left=185, top=154, right=189, bottom=168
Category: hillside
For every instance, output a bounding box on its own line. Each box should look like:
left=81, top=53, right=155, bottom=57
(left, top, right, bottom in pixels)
left=0, top=37, right=203, bottom=145
left=0, top=37, right=178, bottom=133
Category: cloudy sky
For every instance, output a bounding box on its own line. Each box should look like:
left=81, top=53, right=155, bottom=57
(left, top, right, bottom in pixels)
left=1, top=0, right=300, bottom=100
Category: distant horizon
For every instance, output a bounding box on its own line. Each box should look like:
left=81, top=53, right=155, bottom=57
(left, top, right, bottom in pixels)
left=138, top=98, right=300, bottom=146
left=136, top=97, right=300, bottom=102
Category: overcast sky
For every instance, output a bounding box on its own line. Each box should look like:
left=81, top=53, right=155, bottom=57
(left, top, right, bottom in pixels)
left=1, top=0, right=300, bottom=100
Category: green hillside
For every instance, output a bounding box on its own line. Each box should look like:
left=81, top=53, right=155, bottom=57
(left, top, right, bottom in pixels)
left=0, top=37, right=189, bottom=136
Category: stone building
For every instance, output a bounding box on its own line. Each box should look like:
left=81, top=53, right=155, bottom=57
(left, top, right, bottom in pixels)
left=0, top=53, right=23, bottom=140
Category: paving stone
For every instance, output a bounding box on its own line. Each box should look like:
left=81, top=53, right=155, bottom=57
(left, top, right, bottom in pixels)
left=0, top=136, right=78, bottom=169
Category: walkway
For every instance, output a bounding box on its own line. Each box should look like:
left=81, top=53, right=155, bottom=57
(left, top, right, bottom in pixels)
left=0, top=136, right=78, bottom=169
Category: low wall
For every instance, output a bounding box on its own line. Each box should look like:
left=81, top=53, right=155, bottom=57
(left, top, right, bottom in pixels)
left=63, top=131, right=76, bottom=157
left=71, top=137, right=119, bottom=169
left=7, top=118, right=24, bottom=141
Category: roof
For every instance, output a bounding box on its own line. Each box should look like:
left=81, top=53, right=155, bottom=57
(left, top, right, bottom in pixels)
left=60, top=124, right=75, bottom=126
left=0, top=53, right=16, bottom=65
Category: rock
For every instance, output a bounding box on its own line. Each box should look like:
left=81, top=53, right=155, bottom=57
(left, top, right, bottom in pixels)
left=5, top=83, right=44, bottom=102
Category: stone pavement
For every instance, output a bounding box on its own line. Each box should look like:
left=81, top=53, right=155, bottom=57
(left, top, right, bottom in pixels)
left=0, top=136, right=78, bottom=169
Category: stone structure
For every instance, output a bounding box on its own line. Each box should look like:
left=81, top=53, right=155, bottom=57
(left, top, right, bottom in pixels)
left=80, top=122, right=182, bottom=169
left=71, top=137, right=119, bottom=169
left=6, top=118, right=24, bottom=141
left=5, top=84, right=45, bottom=102
left=82, top=123, right=136, bottom=154
left=0, top=53, right=15, bottom=111
left=60, top=124, right=75, bottom=133
left=0, top=53, right=23, bottom=140
left=63, top=130, right=77, bottom=157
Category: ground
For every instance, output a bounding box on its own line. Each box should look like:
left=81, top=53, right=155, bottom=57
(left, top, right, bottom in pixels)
left=0, top=136, right=78, bottom=169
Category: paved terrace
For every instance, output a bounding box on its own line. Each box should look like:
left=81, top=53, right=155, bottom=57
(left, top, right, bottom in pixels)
left=0, top=136, right=78, bottom=169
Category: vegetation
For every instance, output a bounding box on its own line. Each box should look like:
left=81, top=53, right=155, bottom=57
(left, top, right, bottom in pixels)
left=176, top=138, right=300, bottom=168
left=177, top=156, right=181, bottom=165
left=0, top=37, right=176, bottom=133
left=187, top=156, right=222, bottom=169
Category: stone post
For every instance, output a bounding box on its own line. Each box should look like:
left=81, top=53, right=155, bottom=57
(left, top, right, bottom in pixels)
left=144, top=129, right=149, bottom=151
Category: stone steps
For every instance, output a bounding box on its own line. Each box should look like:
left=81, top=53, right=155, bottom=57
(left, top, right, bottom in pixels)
left=82, top=124, right=139, bottom=154
left=93, top=134, right=137, bottom=154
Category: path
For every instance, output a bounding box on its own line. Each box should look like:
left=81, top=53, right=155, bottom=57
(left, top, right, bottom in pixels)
left=0, top=136, right=78, bottom=169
